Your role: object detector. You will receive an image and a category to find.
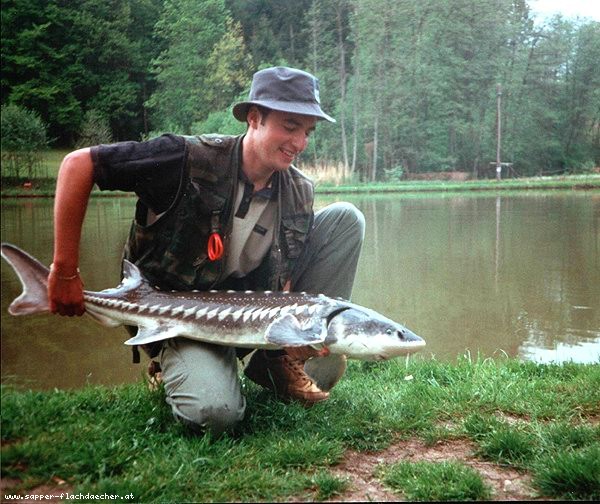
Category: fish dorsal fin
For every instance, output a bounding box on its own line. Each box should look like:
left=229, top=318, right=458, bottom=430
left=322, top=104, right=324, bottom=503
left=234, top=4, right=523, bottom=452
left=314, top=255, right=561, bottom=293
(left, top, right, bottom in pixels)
left=264, top=313, right=326, bottom=347
left=100, top=260, right=150, bottom=296
left=123, top=323, right=181, bottom=346
left=121, top=260, right=149, bottom=288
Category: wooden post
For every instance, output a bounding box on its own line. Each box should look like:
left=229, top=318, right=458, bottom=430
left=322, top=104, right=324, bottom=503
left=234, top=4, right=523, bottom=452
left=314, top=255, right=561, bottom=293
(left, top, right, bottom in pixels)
left=496, top=83, right=502, bottom=181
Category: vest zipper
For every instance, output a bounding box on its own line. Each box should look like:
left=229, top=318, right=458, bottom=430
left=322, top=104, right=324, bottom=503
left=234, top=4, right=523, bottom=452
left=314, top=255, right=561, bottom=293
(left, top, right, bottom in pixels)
left=272, top=175, right=283, bottom=290
left=208, top=154, right=239, bottom=289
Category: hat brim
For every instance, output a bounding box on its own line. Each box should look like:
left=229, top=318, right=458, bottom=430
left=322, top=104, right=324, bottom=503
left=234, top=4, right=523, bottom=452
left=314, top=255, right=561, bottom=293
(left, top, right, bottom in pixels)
left=233, top=100, right=336, bottom=123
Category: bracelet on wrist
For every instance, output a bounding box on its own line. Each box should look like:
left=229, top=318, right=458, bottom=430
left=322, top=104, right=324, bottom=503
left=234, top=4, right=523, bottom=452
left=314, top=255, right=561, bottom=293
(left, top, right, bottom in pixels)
left=50, top=263, right=80, bottom=281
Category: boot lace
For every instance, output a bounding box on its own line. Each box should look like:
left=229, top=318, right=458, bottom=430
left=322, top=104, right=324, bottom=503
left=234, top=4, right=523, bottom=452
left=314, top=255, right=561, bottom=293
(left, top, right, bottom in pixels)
left=285, top=356, right=314, bottom=387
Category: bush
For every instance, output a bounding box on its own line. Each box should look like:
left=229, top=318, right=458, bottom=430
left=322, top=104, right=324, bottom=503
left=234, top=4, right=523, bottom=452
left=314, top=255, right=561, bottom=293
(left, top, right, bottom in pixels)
left=383, top=165, right=405, bottom=182
left=1, top=104, right=49, bottom=179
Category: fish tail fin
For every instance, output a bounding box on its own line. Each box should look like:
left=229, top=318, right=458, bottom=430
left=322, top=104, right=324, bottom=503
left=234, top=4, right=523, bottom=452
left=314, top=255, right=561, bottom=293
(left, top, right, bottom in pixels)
left=1, top=243, right=50, bottom=316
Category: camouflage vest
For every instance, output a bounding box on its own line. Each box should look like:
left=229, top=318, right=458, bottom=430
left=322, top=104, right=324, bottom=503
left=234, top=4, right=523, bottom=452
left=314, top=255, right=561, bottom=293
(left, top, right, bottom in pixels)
left=123, top=134, right=314, bottom=293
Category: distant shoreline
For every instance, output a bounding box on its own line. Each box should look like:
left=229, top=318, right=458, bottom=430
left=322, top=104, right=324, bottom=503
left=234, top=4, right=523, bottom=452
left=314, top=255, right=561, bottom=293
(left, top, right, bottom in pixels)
left=2, top=174, right=599, bottom=198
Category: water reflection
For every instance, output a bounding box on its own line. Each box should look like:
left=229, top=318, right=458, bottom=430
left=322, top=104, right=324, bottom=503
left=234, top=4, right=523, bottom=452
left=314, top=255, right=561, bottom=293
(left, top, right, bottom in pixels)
left=1, top=198, right=139, bottom=389
left=321, top=191, right=600, bottom=364
left=521, top=336, right=600, bottom=364
left=2, top=191, right=599, bottom=389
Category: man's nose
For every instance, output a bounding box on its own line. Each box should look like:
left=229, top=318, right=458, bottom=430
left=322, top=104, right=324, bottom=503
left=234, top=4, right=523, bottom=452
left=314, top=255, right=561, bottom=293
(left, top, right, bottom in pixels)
left=291, top=131, right=309, bottom=153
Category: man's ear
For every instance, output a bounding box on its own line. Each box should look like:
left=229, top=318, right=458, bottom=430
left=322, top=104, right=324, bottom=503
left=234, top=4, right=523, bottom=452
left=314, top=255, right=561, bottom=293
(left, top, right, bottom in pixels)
left=246, top=106, right=261, bottom=129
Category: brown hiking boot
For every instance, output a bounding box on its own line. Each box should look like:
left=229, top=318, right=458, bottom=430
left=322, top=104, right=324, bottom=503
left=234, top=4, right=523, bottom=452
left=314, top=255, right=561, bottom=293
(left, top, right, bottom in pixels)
left=244, top=350, right=329, bottom=406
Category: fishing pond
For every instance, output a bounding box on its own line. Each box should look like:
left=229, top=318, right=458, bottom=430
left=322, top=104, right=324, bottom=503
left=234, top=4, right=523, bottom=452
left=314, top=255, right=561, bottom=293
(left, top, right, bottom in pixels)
left=1, top=191, right=599, bottom=389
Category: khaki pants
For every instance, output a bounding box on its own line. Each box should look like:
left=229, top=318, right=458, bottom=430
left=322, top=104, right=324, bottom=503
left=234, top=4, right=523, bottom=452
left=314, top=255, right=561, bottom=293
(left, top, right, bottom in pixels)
left=158, top=202, right=365, bottom=435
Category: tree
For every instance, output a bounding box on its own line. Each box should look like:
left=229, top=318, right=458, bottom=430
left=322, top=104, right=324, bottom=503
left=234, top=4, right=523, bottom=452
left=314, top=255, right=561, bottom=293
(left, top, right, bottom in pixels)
left=1, top=0, right=162, bottom=143
left=75, top=109, right=113, bottom=148
left=303, top=0, right=354, bottom=177
left=226, top=0, right=313, bottom=67
left=500, top=16, right=600, bottom=175
left=147, top=0, right=230, bottom=133
left=203, top=18, right=254, bottom=112
left=559, top=21, right=600, bottom=170
left=2, top=0, right=82, bottom=144
left=2, top=0, right=598, bottom=172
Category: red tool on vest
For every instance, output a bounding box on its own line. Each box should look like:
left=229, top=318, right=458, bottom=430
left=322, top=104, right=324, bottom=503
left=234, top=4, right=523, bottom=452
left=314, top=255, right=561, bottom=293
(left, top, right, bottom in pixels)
left=208, top=211, right=224, bottom=261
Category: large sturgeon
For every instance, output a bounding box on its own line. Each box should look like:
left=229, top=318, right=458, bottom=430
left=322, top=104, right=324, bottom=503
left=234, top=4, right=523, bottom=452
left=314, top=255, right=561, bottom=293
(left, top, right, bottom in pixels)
left=1, top=243, right=425, bottom=360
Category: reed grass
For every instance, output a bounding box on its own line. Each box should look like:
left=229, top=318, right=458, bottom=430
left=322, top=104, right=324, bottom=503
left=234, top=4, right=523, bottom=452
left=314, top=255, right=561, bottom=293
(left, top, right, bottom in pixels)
left=298, top=162, right=352, bottom=186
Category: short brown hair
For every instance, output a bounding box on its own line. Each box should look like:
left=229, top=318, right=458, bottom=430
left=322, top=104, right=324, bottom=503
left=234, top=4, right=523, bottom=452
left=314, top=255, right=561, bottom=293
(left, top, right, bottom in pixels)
left=247, top=105, right=271, bottom=126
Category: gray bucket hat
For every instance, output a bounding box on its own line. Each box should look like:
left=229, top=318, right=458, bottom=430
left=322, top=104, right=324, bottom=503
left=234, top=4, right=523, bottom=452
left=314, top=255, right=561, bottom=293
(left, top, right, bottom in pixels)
left=233, top=66, right=335, bottom=123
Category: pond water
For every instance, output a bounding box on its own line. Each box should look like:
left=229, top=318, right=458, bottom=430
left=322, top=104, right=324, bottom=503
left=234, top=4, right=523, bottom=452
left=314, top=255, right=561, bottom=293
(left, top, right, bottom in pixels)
left=2, top=191, right=599, bottom=390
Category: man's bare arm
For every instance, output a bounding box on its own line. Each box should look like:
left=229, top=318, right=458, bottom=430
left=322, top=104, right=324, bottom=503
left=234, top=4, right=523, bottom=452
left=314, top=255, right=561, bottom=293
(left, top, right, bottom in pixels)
left=48, top=148, right=95, bottom=316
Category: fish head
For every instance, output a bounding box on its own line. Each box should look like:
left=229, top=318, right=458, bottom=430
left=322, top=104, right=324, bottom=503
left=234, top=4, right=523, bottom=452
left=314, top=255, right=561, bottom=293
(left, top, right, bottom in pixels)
left=324, top=306, right=425, bottom=360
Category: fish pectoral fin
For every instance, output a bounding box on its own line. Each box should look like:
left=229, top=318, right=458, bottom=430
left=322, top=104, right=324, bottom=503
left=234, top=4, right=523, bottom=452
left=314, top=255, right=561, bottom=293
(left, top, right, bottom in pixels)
left=124, top=324, right=180, bottom=346
left=265, top=313, right=326, bottom=347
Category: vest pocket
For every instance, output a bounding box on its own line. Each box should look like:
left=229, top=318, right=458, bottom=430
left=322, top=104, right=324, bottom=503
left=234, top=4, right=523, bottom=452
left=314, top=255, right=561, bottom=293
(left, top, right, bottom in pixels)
left=281, top=214, right=311, bottom=259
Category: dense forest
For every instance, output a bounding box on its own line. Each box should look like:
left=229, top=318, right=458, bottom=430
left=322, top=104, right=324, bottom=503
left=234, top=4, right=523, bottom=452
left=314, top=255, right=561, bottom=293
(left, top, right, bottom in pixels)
left=2, top=0, right=599, bottom=179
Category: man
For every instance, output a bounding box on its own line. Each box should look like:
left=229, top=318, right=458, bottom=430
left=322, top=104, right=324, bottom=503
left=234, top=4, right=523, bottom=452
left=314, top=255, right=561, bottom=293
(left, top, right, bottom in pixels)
left=49, top=67, right=365, bottom=435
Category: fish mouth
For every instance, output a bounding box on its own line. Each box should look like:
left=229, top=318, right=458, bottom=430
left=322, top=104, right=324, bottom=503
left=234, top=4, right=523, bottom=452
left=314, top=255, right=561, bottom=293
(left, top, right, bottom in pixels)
left=385, top=340, right=426, bottom=358
left=401, top=340, right=427, bottom=352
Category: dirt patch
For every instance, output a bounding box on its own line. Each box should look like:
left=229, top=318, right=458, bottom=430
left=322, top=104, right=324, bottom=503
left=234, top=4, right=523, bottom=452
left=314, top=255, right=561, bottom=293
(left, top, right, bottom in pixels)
left=583, top=413, right=600, bottom=425
left=326, top=438, right=545, bottom=502
left=2, top=438, right=554, bottom=502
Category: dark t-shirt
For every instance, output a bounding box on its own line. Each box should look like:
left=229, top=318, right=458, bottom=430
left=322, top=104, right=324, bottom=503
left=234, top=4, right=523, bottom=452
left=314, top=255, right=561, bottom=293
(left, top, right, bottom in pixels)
left=90, top=134, right=185, bottom=214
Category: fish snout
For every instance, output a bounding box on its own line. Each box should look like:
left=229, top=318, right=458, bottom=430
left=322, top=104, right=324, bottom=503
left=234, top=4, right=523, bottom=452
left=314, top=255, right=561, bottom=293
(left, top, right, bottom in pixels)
left=394, top=326, right=425, bottom=345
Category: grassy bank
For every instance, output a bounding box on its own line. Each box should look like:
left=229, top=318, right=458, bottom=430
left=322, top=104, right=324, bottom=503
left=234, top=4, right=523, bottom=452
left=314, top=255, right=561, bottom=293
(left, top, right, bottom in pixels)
left=2, top=356, right=599, bottom=502
left=314, top=174, right=600, bottom=194
left=2, top=174, right=599, bottom=198
left=3, top=148, right=599, bottom=197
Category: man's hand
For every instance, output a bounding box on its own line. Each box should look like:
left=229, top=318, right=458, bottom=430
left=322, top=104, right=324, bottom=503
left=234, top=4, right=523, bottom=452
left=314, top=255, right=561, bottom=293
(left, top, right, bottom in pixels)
left=48, top=269, right=85, bottom=316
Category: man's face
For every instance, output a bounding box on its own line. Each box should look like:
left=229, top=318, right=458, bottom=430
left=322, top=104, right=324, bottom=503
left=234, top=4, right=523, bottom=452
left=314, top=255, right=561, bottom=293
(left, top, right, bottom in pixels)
left=248, top=109, right=317, bottom=172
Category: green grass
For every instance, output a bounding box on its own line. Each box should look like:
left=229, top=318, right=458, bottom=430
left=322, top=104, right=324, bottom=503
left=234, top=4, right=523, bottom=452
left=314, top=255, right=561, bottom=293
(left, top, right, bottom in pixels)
left=309, top=471, right=350, bottom=501
left=316, top=173, right=600, bottom=194
left=2, top=357, right=599, bottom=502
left=533, top=445, right=600, bottom=500
left=378, top=460, right=493, bottom=501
